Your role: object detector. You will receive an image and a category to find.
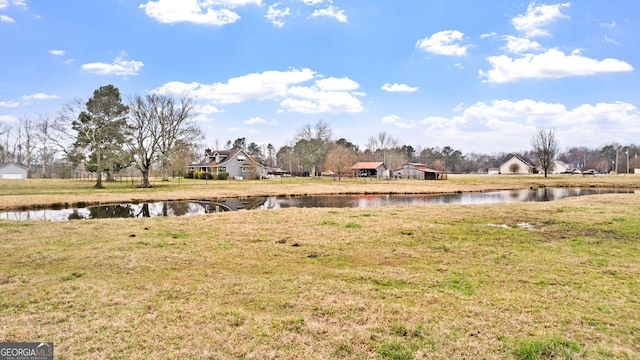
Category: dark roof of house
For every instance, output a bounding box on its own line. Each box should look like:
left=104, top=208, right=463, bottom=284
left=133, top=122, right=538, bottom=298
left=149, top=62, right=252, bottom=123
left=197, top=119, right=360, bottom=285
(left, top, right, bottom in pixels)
left=188, top=148, right=264, bottom=168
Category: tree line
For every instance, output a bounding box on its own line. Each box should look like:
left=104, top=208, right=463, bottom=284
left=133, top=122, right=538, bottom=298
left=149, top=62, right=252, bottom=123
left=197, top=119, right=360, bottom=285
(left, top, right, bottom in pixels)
left=2, top=88, right=638, bottom=184
left=1, top=85, right=202, bottom=188
left=231, top=121, right=638, bottom=178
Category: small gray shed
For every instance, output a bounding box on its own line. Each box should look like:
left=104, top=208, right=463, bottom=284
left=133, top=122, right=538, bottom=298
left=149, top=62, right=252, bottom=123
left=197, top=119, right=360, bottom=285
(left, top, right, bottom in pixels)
left=0, top=162, right=28, bottom=179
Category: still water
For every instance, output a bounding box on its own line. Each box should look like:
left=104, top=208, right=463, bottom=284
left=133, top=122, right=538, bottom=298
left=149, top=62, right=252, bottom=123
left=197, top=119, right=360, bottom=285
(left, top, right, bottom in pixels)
left=0, top=188, right=634, bottom=222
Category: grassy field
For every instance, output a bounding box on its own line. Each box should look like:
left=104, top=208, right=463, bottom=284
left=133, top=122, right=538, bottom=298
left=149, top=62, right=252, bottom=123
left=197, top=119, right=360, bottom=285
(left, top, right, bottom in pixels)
left=1, top=176, right=639, bottom=359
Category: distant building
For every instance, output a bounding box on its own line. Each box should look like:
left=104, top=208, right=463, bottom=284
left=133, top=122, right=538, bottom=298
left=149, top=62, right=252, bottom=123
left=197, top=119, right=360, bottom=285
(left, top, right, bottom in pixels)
left=392, top=163, right=447, bottom=180
left=186, top=148, right=266, bottom=180
left=552, top=160, right=572, bottom=174
left=351, top=162, right=386, bottom=178
left=0, top=162, right=28, bottom=179
left=499, top=155, right=535, bottom=175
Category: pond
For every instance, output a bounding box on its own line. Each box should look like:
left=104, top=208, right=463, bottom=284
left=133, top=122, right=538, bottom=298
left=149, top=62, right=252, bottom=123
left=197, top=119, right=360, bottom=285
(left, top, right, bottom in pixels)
left=0, top=188, right=635, bottom=222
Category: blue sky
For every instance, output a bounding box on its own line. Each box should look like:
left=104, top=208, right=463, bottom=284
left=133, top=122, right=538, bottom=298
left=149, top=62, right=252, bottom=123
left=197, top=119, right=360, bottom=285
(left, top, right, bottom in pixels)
left=1, top=0, right=638, bottom=154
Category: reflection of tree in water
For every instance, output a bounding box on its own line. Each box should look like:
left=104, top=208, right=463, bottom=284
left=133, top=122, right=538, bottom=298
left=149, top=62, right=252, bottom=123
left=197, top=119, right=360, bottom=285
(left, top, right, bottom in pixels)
left=71, top=205, right=136, bottom=220
left=166, top=201, right=192, bottom=216
left=539, top=188, right=551, bottom=201
left=94, top=205, right=136, bottom=218
left=136, top=204, right=151, bottom=218
left=67, top=210, right=88, bottom=220
left=211, top=198, right=267, bottom=211
left=53, top=189, right=636, bottom=221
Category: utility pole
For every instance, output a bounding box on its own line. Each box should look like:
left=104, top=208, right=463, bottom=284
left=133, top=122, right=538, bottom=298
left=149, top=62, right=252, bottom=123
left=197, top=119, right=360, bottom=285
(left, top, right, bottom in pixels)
left=626, top=150, right=630, bottom=175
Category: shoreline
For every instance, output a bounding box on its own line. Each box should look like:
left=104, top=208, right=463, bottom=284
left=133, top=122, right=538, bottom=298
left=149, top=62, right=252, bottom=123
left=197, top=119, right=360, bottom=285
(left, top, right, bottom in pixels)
left=1, top=175, right=638, bottom=211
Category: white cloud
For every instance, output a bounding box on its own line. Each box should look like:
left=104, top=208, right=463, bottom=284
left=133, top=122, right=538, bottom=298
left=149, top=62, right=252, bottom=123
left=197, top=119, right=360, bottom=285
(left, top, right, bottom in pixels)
left=154, top=68, right=316, bottom=104
left=600, top=20, right=616, bottom=29
left=279, top=98, right=318, bottom=113
left=0, top=14, right=14, bottom=22
left=416, top=30, right=470, bottom=56
left=381, top=114, right=417, bottom=129
left=244, top=116, right=267, bottom=125
left=265, top=3, right=289, bottom=27
left=0, top=0, right=27, bottom=9
left=461, top=99, right=567, bottom=125
left=603, top=35, right=618, bottom=45
left=243, top=116, right=277, bottom=125
left=0, top=100, right=19, bottom=107
left=452, top=102, right=465, bottom=112
left=82, top=53, right=144, bottom=76
left=302, top=0, right=324, bottom=5
left=480, top=49, right=633, bottom=83
left=480, top=32, right=496, bottom=39
left=204, top=0, right=263, bottom=7
left=22, top=92, right=60, bottom=100
left=283, top=84, right=363, bottom=114
left=140, top=0, right=247, bottom=26
left=316, top=77, right=359, bottom=91
left=196, top=104, right=222, bottom=114
left=155, top=68, right=364, bottom=114
left=0, top=114, right=19, bottom=123
left=417, top=99, right=640, bottom=153
left=382, top=114, right=399, bottom=123
left=311, top=5, right=347, bottom=23
left=48, top=49, right=65, bottom=56
left=502, top=35, right=541, bottom=54
left=511, top=2, right=571, bottom=38
left=381, top=83, right=418, bottom=93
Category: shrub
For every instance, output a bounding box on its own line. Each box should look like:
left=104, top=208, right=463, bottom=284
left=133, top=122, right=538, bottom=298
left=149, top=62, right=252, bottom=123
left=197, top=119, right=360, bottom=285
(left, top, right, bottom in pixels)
left=185, top=171, right=194, bottom=179
left=218, top=172, right=229, bottom=180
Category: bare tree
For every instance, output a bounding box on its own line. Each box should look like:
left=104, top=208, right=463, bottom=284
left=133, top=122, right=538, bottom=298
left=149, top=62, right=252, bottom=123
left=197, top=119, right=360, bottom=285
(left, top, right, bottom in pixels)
left=35, top=114, right=58, bottom=178
left=128, top=93, right=202, bottom=187
left=531, top=128, right=558, bottom=178
left=367, top=131, right=399, bottom=165
left=156, top=94, right=201, bottom=181
left=294, top=120, right=332, bottom=176
left=17, top=117, right=37, bottom=177
left=324, top=144, right=357, bottom=180
left=0, top=123, right=12, bottom=163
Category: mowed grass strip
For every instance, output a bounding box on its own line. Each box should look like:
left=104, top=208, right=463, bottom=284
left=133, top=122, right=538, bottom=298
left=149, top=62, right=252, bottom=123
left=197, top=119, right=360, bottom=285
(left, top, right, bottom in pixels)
left=1, top=193, right=639, bottom=359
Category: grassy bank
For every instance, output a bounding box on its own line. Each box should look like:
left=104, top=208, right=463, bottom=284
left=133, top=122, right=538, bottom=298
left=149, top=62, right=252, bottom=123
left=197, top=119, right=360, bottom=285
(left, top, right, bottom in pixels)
left=1, top=191, right=639, bottom=359
left=0, top=174, right=639, bottom=210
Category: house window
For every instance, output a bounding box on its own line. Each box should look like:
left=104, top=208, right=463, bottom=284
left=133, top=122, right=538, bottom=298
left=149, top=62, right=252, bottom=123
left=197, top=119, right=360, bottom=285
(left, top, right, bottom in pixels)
left=241, top=166, right=253, bottom=173
left=237, top=155, right=246, bottom=161
left=219, top=166, right=226, bottom=172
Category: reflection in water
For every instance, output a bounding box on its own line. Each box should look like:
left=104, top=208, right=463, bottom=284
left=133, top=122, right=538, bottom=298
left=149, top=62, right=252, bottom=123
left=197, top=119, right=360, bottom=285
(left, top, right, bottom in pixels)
left=0, top=188, right=635, bottom=222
